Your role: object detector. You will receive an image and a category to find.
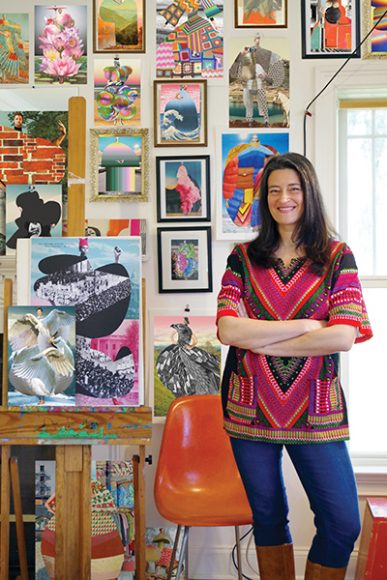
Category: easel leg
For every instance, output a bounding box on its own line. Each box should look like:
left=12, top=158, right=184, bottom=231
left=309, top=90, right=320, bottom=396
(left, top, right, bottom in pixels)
left=10, top=458, right=28, bottom=580
left=133, top=446, right=146, bottom=580
left=0, top=446, right=11, bottom=580
left=55, top=446, right=91, bottom=580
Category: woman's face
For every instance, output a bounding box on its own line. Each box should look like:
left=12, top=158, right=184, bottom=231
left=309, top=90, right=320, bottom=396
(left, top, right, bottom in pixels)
left=267, top=168, right=304, bottom=230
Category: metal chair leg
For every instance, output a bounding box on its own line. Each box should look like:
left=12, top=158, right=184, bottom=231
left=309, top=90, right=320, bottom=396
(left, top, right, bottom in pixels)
left=235, top=526, right=243, bottom=580
left=176, top=526, right=189, bottom=580
left=167, top=525, right=182, bottom=580
left=184, top=527, right=189, bottom=579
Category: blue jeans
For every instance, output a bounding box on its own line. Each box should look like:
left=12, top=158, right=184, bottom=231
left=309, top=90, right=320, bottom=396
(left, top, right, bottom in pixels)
left=230, top=438, right=361, bottom=568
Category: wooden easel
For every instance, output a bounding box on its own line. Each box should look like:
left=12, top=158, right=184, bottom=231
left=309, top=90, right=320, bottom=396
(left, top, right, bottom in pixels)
left=0, top=97, right=152, bottom=579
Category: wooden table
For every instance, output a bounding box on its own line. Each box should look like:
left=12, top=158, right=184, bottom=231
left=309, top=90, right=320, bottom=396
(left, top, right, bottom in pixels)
left=0, top=406, right=152, bottom=580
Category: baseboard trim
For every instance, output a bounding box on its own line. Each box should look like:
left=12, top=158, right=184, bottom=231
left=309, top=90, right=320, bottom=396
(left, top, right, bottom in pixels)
left=188, top=545, right=358, bottom=579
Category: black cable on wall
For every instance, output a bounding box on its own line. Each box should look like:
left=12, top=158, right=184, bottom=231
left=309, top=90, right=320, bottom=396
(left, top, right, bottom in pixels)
left=303, top=9, right=387, bottom=157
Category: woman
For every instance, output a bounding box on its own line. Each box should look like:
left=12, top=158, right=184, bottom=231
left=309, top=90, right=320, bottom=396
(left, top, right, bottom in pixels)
left=217, top=153, right=372, bottom=580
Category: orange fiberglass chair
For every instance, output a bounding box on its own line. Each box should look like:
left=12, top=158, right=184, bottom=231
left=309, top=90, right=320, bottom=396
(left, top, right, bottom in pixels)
left=154, top=394, right=253, bottom=580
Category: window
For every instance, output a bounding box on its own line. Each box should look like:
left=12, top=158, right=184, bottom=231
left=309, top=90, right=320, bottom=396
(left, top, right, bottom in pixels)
left=338, top=100, right=387, bottom=460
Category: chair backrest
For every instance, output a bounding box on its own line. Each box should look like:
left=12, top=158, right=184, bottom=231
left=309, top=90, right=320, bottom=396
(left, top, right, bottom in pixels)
left=154, top=394, right=252, bottom=527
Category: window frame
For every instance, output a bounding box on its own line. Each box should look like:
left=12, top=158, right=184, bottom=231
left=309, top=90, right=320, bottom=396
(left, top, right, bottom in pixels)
left=314, top=64, right=387, bottom=472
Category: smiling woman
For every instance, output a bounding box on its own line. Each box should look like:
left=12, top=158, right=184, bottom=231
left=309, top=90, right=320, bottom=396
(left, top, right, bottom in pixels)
left=267, top=167, right=304, bottom=241
left=216, top=152, right=372, bottom=579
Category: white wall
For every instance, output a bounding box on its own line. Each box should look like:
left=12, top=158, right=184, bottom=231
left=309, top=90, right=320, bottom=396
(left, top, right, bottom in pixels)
left=2, top=0, right=387, bottom=577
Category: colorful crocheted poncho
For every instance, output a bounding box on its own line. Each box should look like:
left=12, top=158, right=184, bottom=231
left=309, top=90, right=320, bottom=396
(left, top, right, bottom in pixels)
left=216, top=241, right=373, bottom=444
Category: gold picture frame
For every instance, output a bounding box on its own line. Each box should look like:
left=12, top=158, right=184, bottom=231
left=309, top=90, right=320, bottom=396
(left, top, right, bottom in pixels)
left=362, top=0, right=387, bottom=59
left=90, top=127, right=149, bottom=201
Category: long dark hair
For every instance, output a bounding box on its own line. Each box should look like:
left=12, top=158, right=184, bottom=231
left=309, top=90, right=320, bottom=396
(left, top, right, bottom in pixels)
left=248, top=152, right=335, bottom=274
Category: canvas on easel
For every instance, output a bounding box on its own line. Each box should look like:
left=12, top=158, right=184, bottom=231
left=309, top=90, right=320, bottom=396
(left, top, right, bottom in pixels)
left=17, top=236, right=143, bottom=406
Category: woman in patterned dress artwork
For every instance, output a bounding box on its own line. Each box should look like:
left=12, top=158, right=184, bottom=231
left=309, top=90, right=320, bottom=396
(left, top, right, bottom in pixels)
left=217, top=152, right=372, bottom=579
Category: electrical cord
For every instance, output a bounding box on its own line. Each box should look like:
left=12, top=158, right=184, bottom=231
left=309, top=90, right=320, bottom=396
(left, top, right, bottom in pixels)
left=303, top=9, right=387, bottom=156
left=231, top=526, right=256, bottom=580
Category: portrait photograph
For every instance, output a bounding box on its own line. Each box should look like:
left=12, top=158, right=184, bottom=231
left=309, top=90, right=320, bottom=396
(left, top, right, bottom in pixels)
left=234, top=0, right=287, bottom=28
left=93, top=0, right=145, bottom=53
left=156, top=155, right=210, bottom=222
left=94, top=57, right=141, bottom=126
left=34, top=5, right=87, bottom=84
left=156, top=0, right=223, bottom=79
left=157, top=226, right=212, bottom=292
left=229, top=35, right=289, bottom=128
left=90, top=127, right=149, bottom=201
left=217, top=130, right=289, bottom=240
left=301, top=0, right=360, bottom=58
left=0, top=13, right=29, bottom=84
left=152, top=312, right=221, bottom=418
left=154, top=80, right=207, bottom=146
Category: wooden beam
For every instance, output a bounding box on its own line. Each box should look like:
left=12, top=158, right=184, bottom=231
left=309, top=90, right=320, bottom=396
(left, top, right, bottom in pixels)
left=9, top=458, right=28, bottom=580
left=1, top=279, right=12, bottom=409
left=0, top=447, right=10, bottom=580
left=67, top=96, right=86, bottom=237
left=133, top=446, right=146, bottom=579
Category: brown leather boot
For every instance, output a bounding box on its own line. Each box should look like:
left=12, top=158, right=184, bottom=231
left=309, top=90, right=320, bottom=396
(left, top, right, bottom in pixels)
left=256, top=544, right=295, bottom=580
left=304, top=559, right=347, bottom=579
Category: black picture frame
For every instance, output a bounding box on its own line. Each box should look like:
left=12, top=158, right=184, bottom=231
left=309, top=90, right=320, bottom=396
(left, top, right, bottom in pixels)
left=157, top=226, right=212, bottom=293
left=301, top=0, right=360, bottom=59
left=156, top=155, right=211, bottom=223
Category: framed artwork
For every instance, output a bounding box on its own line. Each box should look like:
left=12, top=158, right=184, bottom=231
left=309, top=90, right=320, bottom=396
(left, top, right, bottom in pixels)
left=152, top=311, right=221, bottom=418
left=229, top=35, right=289, bottom=128
left=0, top=13, right=29, bottom=84
left=93, top=57, right=141, bottom=126
left=93, top=0, right=145, bottom=53
left=6, top=184, right=62, bottom=255
left=7, top=306, right=76, bottom=407
left=217, top=129, right=289, bottom=240
left=34, top=5, right=87, bottom=84
left=17, top=236, right=143, bottom=407
left=156, top=1, right=224, bottom=79
left=234, top=0, right=287, bottom=28
left=154, top=80, right=207, bottom=147
left=85, top=218, right=148, bottom=259
left=157, top=226, right=212, bottom=293
left=362, top=1, right=387, bottom=59
left=156, top=155, right=210, bottom=222
left=301, top=0, right=360, bottom=58
left=90, top=128, right=149, bottom=201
